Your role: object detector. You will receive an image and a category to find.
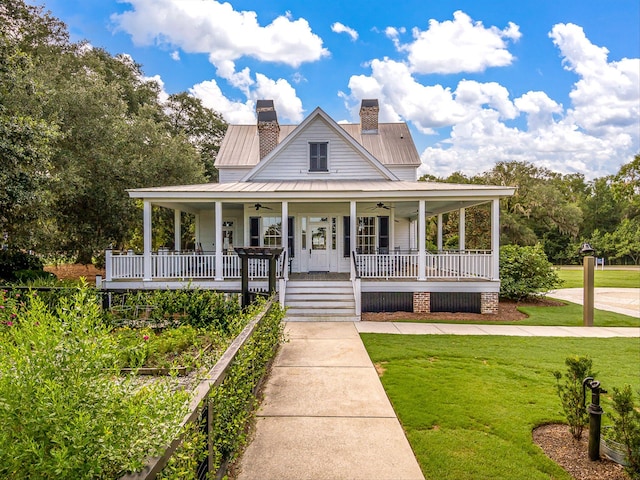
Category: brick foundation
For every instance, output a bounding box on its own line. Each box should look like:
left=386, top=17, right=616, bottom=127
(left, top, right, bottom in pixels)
left=413, top=292, right=431, bottom=313
left=481, top=292, right=499, bottom=314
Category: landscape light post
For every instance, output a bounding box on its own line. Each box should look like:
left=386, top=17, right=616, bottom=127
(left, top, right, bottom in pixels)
left=580, top=243, right=595, bottom=326
left=582, top=377, right=607, bottom=461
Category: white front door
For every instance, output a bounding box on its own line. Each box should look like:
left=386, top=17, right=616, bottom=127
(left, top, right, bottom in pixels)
left=309, top=217, right=330, bottom=271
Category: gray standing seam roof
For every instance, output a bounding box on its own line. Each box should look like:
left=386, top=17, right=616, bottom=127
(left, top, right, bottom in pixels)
left=215, top=122, right=421, bottom=168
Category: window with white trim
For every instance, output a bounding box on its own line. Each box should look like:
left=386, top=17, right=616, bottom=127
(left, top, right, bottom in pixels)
left=262, top=217, right=281, bottom=247
left=357, top=217, right=376, bottom=254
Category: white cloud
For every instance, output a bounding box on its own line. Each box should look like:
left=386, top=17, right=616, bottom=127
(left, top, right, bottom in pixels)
left=454, top=80, right=518, bottom=120
left=189, top=71, right=304, bottom=124
left=331, top=22, right=358, bottom=41
left=112, top=0, right=329, bottom=70
left=345, top=14, right=638, bottom=180
left=189, top=79, right=256, bottom=124
left=419, top=113, right=627, bottom=179
left=253, top=74, right=304, bottom=123
left=400, top=11, right=521, bottom=74
left=550, top=23, right=640, bottom=138
left=513, top=91, right=562, bottom=130
left=170, top=50, right=180, bottom=61
left=291, top=72, right=307, bottom=84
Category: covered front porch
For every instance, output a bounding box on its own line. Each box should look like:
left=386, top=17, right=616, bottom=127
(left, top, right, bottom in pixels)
left=99, top=181, right=513, bottom=316
left=102, top=189, right=504, bottom=286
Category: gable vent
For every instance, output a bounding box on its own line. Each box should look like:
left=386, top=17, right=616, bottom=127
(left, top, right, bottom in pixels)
left=360, top=98, right=379, bottom=134
left=256, top=100, right=280, bottom=159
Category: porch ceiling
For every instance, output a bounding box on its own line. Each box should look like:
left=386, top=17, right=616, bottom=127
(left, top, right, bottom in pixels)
left=153, top=199, right=490, bottom=218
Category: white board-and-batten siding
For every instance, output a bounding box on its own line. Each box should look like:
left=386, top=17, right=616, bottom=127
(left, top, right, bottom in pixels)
left=219, top=168, right=251, bottom=183
left=388, top=166, right=418, bottom=181
left=250, top=117, right=387, bottom=181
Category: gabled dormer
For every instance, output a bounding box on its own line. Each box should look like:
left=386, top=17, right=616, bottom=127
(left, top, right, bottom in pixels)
left=216, top=99, right=421, bottom=183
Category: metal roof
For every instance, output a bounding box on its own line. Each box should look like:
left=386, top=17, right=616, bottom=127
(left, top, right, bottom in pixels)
left=215, top=123, right=420, bottom=168
left=129, top=179, right=514, bottom=198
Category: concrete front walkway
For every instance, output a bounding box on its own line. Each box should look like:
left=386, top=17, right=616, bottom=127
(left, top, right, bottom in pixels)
left=235, top=321, right=425, bottom=480
left=235, top=291, right=638, bottom=479
left=355, top=322, right=639, bottom=337
left=548, top=287, right=640, bottom=318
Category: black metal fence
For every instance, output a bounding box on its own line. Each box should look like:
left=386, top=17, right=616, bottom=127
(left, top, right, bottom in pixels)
left=119, top=298, right=276, bottom=480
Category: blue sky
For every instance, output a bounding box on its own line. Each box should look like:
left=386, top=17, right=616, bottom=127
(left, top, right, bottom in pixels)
left=36, top=0, right=639, bottom=179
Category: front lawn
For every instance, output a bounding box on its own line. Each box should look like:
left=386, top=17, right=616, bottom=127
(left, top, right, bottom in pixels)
left=361, top=334, right=639, bottom=480
left=556, top=266, right=640, bottom=288
left=508, top=302, right=639, bottom=327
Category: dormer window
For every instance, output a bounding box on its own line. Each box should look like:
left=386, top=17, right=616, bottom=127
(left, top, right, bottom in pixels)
left=309, top=142, right=328, bottom=172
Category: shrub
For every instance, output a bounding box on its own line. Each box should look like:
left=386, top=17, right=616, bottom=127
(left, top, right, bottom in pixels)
left=209, top=300, right=285, bottom=473
left=553, top=355, right=594, bottom=440
left=500, top=243, right=562, bottom=301
left=111, top=289, right=243, bottom=332
left=156, top=299, right=285, bottom=479
left=14, top=269, right=57, bottom=282
left=0, top=285, right=190, bottom=479
left=608, top=385, right=640, bottom=477
left=0, top=248, right=44, bottom=281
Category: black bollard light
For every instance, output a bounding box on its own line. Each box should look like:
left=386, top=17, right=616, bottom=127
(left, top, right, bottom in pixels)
left=582, top=376, right=607, bottom=461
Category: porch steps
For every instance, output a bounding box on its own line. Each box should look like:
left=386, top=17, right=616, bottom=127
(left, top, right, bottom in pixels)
left=283, top=280, right=358, bottom=322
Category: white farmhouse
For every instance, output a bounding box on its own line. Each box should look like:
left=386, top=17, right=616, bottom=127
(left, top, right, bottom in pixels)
left=103, top=99, right=515, bottom=320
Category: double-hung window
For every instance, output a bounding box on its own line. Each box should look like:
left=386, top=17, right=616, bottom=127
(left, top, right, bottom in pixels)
left=309, top=142, right=328, bottom=172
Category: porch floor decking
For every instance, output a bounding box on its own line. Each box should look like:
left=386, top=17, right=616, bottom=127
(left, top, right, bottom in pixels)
left=288, top=273, right=350, bottom=281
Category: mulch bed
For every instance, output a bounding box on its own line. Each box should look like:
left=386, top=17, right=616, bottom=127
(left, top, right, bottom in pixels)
left=533, top=424, right=629, bottom=479
left=45, top=263, right=105, bottom=283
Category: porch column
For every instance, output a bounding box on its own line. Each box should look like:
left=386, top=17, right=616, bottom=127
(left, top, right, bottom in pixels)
left=418, top=200, right=426, bottom=280
left=215, top=201, right=223, bottom=281
left=350, top=201, right=357, bottom=253
left=281, top=201, right=289, bottom=280
left=491, top=198, right=500, bottom=281
left=459, top=208, right=466, bottom=251
left=143, top=200, right=152, bottom=281
left=195, top=214, right=201, bottom=250
left=174, top=210, right=181, bottom=251
left=350, top=200, right=357, bottom=280
left=437, top=214, right=443, bottom=251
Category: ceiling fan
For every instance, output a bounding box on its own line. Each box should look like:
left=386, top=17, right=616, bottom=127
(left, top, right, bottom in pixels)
left=254, top=203, right=272, bottom=211
left=368, top=202, right=393, bottom=211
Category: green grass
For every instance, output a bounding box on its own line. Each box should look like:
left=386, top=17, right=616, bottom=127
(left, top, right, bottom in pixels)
left=361, top=334, right=639, bottom=480
left=515, top=302, right=639, bottom=327
left=556, top=266, right=640, bottom=288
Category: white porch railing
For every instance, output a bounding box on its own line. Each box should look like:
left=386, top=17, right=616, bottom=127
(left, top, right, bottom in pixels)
left=106, top=250, right=493, bottom=281
left=355, top=250, right=493, bottom=280
left=106, top=251, right=284, bottom=281
left=355, top=253, right=420, bottom=278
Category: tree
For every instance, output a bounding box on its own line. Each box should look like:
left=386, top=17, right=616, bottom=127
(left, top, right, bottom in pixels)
left=600, top=219, right=640, bottom=265
left=165, top=92, right=227, bottom=181
left=612, top=154, right=640, bottom=222
left=0, top=2, right=227, bottom=263
left=0, top=2, right=61, bottom=245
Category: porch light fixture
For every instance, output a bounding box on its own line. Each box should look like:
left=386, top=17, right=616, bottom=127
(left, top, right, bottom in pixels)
left=580, top=243, right=595, bottom=255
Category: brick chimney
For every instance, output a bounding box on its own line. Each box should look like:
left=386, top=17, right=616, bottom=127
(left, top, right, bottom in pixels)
left=257, top=100, right=280, bottom=159
left=359, top=99, right=379, bottom=134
